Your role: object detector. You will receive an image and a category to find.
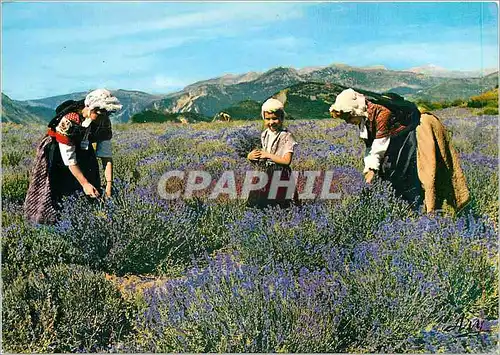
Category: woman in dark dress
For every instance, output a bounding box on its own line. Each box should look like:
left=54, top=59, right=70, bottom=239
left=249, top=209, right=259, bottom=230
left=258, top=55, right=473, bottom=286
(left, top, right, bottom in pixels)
left=329, top=88, right=469, bottom=213
left=24, top=89, right=122, bottom=224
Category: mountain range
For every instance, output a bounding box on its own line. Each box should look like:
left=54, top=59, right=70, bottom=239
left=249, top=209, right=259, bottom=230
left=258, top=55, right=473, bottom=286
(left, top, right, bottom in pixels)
left=405, top=64, right=497, bottom=78
left=2, top=63, right=498, bottom=124
left=1, top=93, right=48, bottom=124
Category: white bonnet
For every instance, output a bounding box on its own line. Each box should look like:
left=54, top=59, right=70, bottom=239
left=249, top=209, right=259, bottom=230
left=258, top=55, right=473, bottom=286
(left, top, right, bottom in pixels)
left=85, top=88, right=123, bottom=112
left=329, top=88, right=367, bottom=116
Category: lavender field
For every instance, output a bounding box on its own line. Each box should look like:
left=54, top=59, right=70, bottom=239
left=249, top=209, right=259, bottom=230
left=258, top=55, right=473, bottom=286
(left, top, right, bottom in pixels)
left=2, top=111, right=498, bottom=353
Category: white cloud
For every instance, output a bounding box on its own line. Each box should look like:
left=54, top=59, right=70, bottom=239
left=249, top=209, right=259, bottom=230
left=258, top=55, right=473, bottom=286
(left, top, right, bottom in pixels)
left=6, top=3, right=307, bottom=45
left=98, top=36, right=198, bottom=58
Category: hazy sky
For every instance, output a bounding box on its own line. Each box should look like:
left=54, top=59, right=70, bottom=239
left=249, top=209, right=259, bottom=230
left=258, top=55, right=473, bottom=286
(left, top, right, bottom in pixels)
left=2, top=1, right=498, bottom=100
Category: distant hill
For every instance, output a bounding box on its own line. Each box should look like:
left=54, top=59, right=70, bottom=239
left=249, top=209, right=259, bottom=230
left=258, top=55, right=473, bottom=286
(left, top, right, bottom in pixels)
left=408, top=72, right=498, bottom=101
left=130, top=110, right=210, bottom=124
left=108, top=90, right=166, bottom=123
left=220, top=100, right=262, bottom=120
left=22, top=91, right=87, bottom=111
left=22, top=105, right=57, bottom=121
left=19, top=89, right=164, bottom=123
left=404, top=64, right=498, bottom=78
left=219, top=82, right=346, bottom=120
left=272, top=82, right=346, bottom=120
left=302, top=64, right=443, bottom=94
left=1, top=93, right=46, bottom=124
left=184, top=72, right=262, bottom=91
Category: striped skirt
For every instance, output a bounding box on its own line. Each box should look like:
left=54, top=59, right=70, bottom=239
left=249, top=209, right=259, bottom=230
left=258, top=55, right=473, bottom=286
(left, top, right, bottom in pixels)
left=24, top=135, right=101, bottom=224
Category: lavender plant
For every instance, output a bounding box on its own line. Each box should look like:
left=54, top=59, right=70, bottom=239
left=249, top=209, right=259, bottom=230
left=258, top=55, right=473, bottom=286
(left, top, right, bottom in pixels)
left=128, top=210, right=497, bottom=353
left=3, top=264, right=131, bottom=353
left=230, top=180, right=415, bottom=272
left=128, top=252, right=348, bottom=353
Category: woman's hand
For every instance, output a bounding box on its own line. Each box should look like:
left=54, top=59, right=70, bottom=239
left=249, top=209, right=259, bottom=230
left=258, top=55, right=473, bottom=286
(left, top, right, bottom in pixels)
left=364, top=170, right=376, bottom=184
left=83, top=182, right=100, bottom=198
left=247, top=149, right=262, bottom=161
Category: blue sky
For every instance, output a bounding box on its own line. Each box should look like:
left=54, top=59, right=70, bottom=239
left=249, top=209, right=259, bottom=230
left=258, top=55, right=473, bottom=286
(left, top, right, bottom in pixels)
left=2, top=1, right=498, bottom=100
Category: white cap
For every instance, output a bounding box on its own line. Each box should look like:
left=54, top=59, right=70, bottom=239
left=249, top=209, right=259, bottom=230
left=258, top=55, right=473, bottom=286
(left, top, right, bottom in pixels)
left=261, top=98, right=285, bottom=119
left=85, top=88, right=122, bottom=112
left=329, top=88, right=367, bottom=116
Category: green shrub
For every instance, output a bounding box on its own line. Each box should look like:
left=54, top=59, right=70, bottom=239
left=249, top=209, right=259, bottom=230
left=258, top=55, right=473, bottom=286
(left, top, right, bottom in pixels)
left=1, top=199, right=25, bottom=228
left=2, top=264, right=131, bottom=353
left=467, top=88, right=498, bottom=110
left=2, top=150, right=27, bottom=167
left=479, top=107, right=498, bottom=115
left=2, top=171, right=30, bottom=203
left=338, top=215, right=498, bottom=352
left=224, top=100, right=261, bottom=120
left=55, top=191, right=193, bottom=275
left=467, top=99, right=488, bottom=108
left=463, top=166, right=498, bottom=222
left=2, top=223, right=81, bottom=285
left=131, top=110, right=174, bottom=123
left=56, top=187, right=214, bottom=276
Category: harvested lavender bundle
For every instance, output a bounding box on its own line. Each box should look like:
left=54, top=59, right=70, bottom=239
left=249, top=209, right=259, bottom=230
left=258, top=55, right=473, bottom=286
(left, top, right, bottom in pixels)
left=226, top=128, right=262, bottom=158
left=225, top=127, right=268, bottom=170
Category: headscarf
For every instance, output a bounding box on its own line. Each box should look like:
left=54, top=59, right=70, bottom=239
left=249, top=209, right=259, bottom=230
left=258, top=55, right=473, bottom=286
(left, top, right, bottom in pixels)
left=84, top=89, right=123, bottom=112
left=330, top=88, right=369, bottom=139
left=261, top=98, right=285, bottom=119
left=329, top=88, right=367, bottom=116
